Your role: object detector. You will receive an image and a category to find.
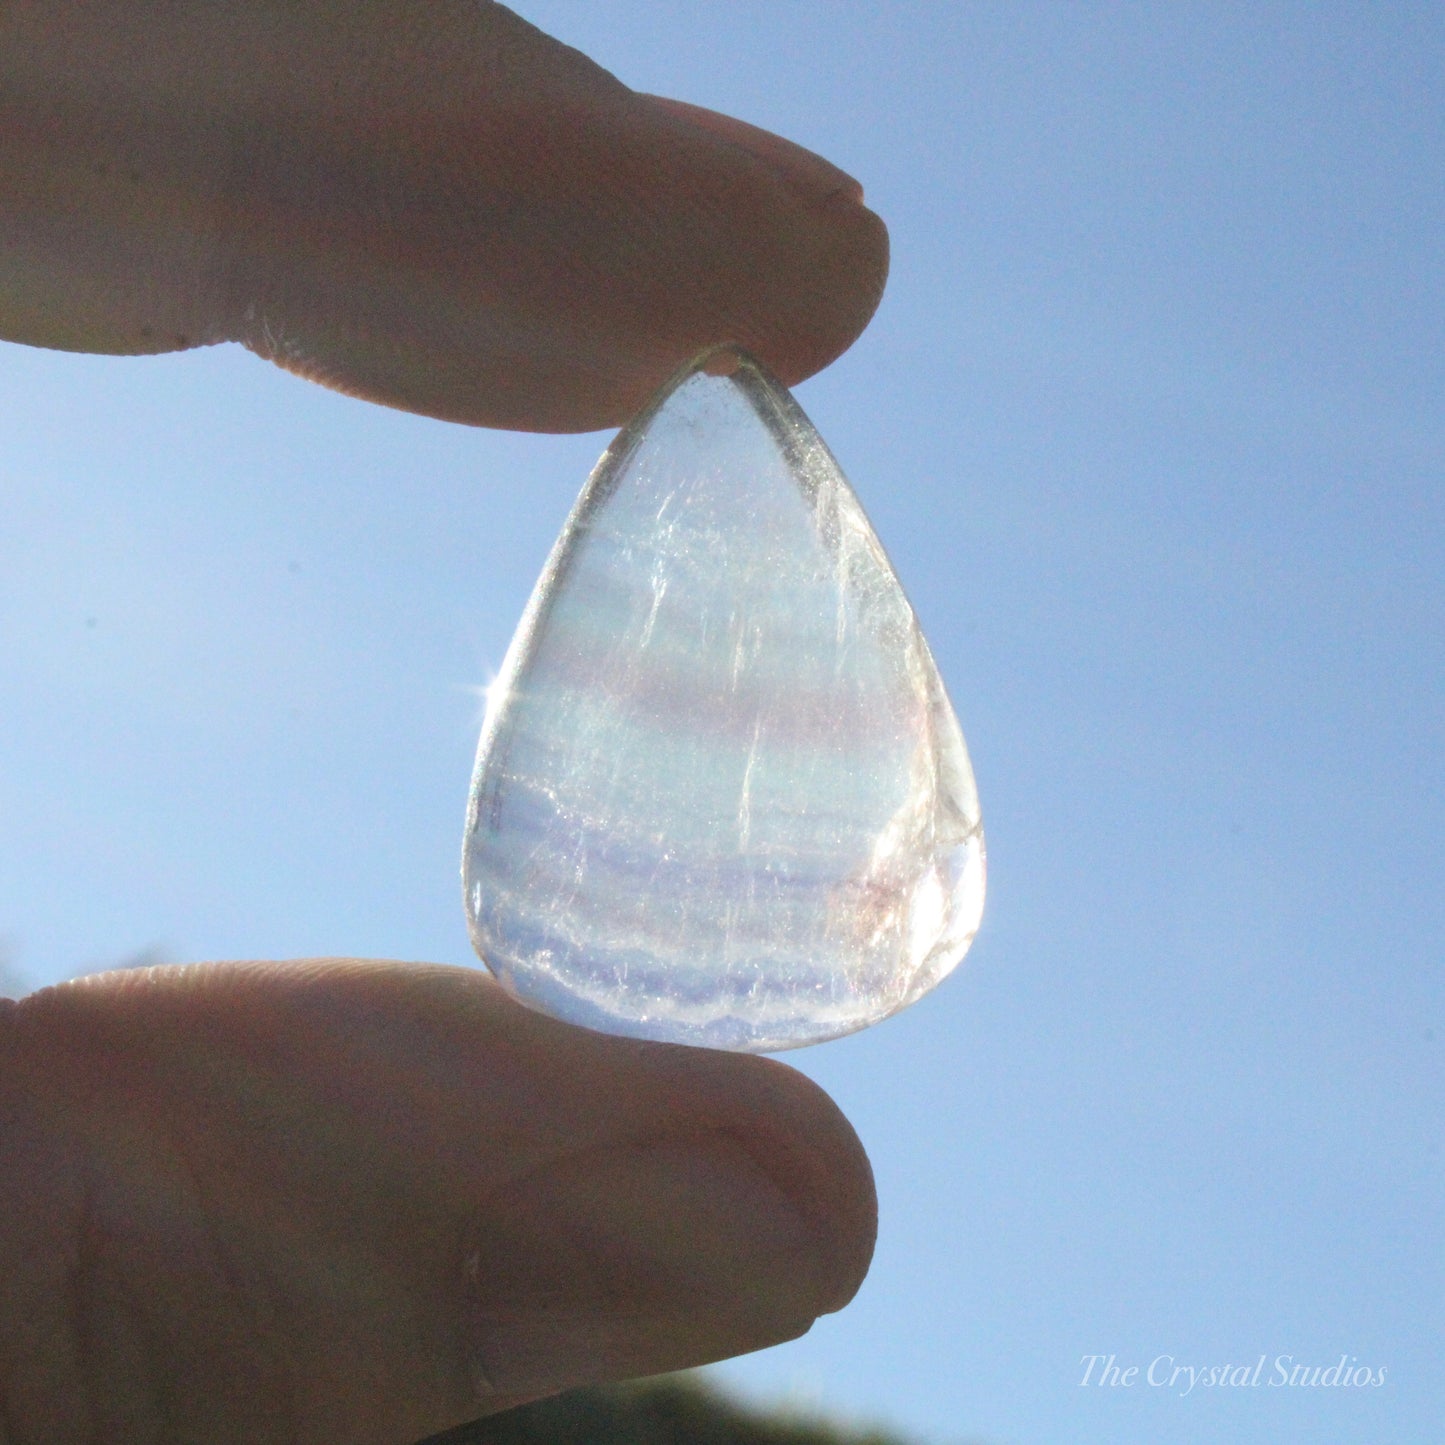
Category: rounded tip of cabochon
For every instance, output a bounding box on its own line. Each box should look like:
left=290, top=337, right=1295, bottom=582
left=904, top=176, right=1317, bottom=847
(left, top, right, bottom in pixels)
left=694, top=343, right=751, bottom=378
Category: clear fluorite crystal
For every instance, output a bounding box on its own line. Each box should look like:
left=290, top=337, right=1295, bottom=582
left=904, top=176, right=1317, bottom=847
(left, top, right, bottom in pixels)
left=463, top=347, right=983, bottom=1051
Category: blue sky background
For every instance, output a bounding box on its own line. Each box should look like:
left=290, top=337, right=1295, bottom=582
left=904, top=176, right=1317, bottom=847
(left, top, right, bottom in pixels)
left=2, top=4, right=1440, bottom=1442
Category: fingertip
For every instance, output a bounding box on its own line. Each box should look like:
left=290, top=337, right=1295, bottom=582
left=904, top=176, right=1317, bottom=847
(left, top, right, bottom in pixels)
left=635, top=92, right=890, bottom=392
left=757, top=1056, right=878, bottom=1315
left=617, top=92, right=891, bottom=404
left=758, top=187, right=890, bottom=391
left=630, top=1042, right=878, bottom=1318
left=641, top=97, right=867, bottom=210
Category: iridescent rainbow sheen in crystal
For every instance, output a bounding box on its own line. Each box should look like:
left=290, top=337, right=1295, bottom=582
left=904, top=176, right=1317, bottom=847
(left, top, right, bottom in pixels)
left=464, top=348, right=983, bottom=1050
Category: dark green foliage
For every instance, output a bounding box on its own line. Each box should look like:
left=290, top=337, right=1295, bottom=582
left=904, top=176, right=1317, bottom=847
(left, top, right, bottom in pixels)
left=421, top=1374, right=912, bottom=1445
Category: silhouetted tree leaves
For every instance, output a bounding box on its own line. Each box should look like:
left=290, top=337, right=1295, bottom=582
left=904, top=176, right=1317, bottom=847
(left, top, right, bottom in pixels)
left=421, top=1374, right=913, bottom=1445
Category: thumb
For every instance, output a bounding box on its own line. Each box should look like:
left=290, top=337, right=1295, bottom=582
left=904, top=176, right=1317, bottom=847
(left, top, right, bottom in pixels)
left=0, top=961, right=876, bottom=1444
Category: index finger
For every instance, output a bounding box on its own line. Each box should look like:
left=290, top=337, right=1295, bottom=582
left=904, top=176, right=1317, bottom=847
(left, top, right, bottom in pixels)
left=0, top=1, right=888, bottom=429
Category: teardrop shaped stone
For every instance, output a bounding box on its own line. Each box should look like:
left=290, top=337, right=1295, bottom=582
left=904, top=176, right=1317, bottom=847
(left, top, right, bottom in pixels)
left=464, top=347, right=983, bottom=1051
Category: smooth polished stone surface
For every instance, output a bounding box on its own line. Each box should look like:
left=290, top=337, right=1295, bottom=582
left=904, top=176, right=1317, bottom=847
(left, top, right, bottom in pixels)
left=463, top=347, right=984, bottom=1050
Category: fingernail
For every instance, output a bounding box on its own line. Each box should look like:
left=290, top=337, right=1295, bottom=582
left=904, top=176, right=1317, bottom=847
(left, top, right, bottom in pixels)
left=463, top=1133, right=830, bottom=1399
left=644, top=95, right=866, bottom=206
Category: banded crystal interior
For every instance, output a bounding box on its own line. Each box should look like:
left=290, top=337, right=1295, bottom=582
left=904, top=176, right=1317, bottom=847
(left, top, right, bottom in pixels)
left=463, top=347, right=983, bottom=1050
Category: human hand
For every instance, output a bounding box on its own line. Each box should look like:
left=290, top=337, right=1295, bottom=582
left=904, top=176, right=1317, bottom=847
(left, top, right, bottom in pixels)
left=1, top=963, right=874, bottom=1443
left=1, top=4, right=885, bottom=1443
left=0, top=0, right=886, bottom=430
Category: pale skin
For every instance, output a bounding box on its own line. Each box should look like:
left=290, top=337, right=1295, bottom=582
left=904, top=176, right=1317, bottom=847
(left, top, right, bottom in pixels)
left=0, top=3, right=889, bottom=1443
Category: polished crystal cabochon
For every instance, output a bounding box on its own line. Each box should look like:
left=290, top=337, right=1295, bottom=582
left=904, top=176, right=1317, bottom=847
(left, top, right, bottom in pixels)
left=463, top=347, right=984, bottom=1051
